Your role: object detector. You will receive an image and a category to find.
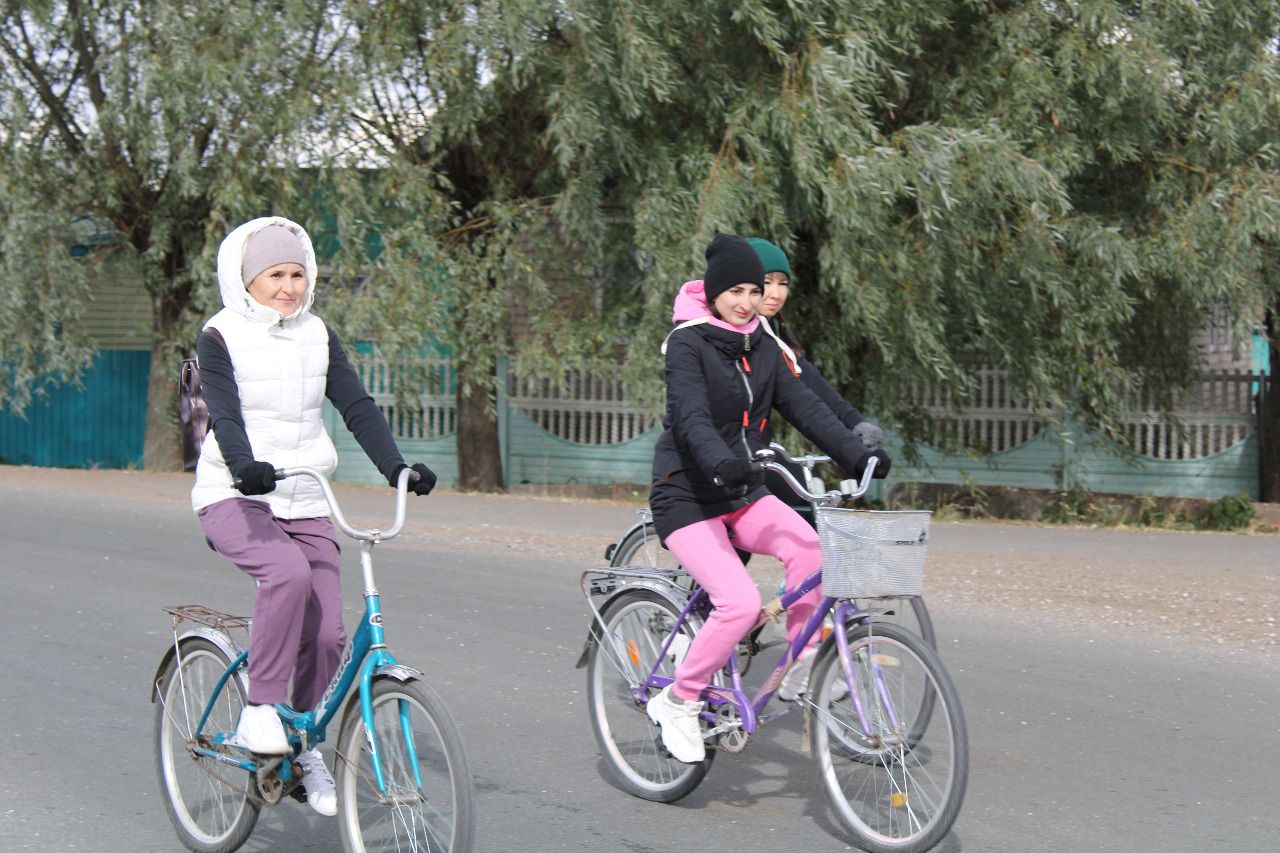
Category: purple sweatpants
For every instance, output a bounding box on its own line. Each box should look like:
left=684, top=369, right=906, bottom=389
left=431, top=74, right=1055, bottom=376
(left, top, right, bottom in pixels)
left=663, top=495, right=823, bottom=702
left=199, top=498, right=345, bottom=709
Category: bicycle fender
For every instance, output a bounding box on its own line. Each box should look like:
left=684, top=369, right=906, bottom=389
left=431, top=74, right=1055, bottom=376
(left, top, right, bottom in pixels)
left=607, top=519, right=652, bottom=565
left=575, top=579, right=691, bottom=669
left=149, top=626, right=246, bottom=702
left=373, top=663, right=422, bottom=683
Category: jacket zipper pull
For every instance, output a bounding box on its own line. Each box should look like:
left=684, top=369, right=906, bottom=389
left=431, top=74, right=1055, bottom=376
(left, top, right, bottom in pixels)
left=744, top=332, right=751, bottom=352
left=740, top=356, right=751, bottom=373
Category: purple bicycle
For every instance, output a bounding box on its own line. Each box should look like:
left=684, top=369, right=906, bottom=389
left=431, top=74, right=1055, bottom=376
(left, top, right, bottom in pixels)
left=577, top=451, right=968, bottom=853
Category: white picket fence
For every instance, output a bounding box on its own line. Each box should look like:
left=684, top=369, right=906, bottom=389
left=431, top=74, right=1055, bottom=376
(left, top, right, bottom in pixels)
left=355, top=355, right=457, bottom=439
left=1118, top=371, right=1260, bottom=460
left=507, top=372, right=660, bottom=444
left=910, top=366, right=1046, bottom=454
left=352, top=352, right=1260, bottom=461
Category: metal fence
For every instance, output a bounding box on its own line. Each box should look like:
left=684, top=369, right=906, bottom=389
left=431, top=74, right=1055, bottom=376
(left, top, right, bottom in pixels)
left=352, top=352, right=1262, bottom=463
left=1118, top=371, right=1259, bottom=460
left=507, top=371, right=660, bottom=444
left=357, top=355, right=457, bottom=439
left=911, top=367, right=1260, bottom=462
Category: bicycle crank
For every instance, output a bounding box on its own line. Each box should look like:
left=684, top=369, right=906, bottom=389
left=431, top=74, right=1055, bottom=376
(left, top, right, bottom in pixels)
left=712, top=704, right=750, bottom=754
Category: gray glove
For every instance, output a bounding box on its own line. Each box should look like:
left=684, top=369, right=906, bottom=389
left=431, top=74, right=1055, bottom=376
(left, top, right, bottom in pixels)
left=851, top=421, right=884, bottom=448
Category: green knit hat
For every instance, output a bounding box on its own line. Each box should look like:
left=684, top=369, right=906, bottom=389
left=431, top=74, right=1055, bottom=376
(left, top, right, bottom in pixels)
left=746, top=237, right=793, bottom=280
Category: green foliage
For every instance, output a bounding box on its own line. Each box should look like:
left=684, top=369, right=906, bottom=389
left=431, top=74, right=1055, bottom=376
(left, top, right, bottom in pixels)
left=1042, top=488, right=1258, bottom=532
left=1042, top=487, right=1121, bottom=526
left=1198, top=493, right=1257, bottom=532
left=344, top=0, right=1280, bottom=461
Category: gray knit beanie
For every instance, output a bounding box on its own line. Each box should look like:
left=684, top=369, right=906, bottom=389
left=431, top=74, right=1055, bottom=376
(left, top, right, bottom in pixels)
left=241, top=224, right=307, bottom=286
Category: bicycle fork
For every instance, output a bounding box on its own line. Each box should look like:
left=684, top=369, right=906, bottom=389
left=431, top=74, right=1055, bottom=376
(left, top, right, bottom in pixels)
left=810, top=600, right=904, bottom=749
left=353, top=535, right=425, bottom=801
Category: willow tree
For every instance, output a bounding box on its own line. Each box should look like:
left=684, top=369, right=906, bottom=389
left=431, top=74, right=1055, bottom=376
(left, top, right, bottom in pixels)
left=0, top=1, right=383, bottom=469
left=354, top=0, right=1280, bottom=494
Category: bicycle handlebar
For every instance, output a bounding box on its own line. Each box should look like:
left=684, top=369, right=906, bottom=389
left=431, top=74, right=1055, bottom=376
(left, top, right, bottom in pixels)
left=262, top=466, right=414, bottom=542
left=766, top=441, right=831, bottom=470
left=755, top=447, right=878, bottom=506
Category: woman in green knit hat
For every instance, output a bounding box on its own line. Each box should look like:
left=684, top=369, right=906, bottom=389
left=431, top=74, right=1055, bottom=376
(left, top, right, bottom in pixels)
left=745, top=237, right=883, bottom=453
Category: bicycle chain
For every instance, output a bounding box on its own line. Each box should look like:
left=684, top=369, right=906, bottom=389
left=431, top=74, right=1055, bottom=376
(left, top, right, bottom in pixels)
left=188, top=738, right=302, bottom=807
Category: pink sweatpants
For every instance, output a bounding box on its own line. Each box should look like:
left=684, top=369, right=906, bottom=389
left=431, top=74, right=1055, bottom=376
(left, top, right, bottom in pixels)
left=199, top=498, right=345, bottom=709
left=663, top=495, right=822, bottom=702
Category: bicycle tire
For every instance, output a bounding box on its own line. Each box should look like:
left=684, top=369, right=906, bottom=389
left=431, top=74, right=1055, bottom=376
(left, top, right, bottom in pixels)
left=609, top=522, right=682, bottom=572
left=809, top=621, right=968, bottom=853
left=335, top=677, right=476, bottom=853
left=586, top=589, right=714, bottom=801
left=855, top=595, right=937, bottom=650
left=153, top=637, right=259, bottom=853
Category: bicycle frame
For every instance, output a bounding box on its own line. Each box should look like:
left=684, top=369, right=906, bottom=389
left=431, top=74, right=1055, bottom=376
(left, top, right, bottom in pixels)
left=165, top=466, right=422, bottom=797
left=624, top=570, right=882, bottom=737
left=584, top=448, right=896, bottom=744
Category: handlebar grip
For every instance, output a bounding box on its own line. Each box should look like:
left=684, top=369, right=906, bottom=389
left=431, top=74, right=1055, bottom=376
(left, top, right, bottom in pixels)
left=711, top=460, right=765, bottom=488
left=230, top=468, right=287, bottom=490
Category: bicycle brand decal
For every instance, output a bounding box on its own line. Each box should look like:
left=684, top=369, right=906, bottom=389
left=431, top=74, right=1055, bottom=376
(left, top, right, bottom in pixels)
left=316, top=634, right=357, bottom=718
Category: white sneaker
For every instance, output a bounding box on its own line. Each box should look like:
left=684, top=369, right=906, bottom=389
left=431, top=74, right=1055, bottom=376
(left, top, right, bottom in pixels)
left=646, top=685, right=706, bottom=763
left=232, top=703, right=290, bottom=754
left=297, top=748, right=337, bottom=816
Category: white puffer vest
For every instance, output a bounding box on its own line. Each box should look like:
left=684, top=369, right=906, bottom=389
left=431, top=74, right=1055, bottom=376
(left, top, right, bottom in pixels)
left=191, top=216, right=337, bottom=519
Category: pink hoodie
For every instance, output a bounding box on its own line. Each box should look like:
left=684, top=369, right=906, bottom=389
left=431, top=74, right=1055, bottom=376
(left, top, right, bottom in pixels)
left=671, top=279, right=761, bottom=332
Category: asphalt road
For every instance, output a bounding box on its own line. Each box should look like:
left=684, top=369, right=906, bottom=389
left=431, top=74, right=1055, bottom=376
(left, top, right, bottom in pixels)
left=0, top=467, right=1276, bottom=852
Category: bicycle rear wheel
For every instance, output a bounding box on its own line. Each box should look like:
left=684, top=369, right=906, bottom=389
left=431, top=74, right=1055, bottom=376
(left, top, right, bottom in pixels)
left=153, top=638, right=258, bottom=853
left=586, top=589, right=714, bottom=802
left=809, top=621, right=968, bottom=853
left=609, top=522, right=682, bottom=572
left=335, top=677, right=475, bottom=853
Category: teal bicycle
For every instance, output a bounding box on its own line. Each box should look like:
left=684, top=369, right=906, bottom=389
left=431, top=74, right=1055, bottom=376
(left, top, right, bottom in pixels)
left=151, top=467, right=475, bottom=853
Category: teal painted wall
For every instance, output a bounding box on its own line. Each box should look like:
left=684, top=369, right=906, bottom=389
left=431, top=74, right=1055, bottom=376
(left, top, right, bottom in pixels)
left=0, top=350, right=148, bottom=469
left=884, top=425, right=1260, bottom=500
left=505, top=408, right=657, bottom=485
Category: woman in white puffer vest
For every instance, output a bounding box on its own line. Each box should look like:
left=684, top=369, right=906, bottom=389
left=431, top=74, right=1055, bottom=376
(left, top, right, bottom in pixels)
left=191, top=216, right=437, bottom=817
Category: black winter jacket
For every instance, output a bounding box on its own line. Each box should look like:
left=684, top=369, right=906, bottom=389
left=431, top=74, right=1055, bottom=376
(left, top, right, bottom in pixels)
left=649, top=320, right=874, bottom=540
left=761, top=316, right=870, bottom=509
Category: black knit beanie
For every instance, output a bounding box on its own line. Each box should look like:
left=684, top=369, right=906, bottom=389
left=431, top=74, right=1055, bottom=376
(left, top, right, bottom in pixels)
left=704, top=234, right=765, bottom=303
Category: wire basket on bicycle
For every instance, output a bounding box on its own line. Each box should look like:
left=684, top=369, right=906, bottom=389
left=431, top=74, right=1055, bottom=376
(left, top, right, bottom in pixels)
left=813, top=508, right=930, bottom=600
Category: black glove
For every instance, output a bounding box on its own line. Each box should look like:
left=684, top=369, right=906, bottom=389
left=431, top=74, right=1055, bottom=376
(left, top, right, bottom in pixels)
left=854, top=448, right=892, bottom=480
left=851, top=421, right=884, bottom=448
left=230, top=460, right=278, bottom=496
left=713, top=458, right=764, bottom=491
left=392, top=462, right=438, bottom=496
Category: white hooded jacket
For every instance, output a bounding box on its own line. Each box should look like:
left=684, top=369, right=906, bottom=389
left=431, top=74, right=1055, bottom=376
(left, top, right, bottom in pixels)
left=190, top=216, right=337, bottom=518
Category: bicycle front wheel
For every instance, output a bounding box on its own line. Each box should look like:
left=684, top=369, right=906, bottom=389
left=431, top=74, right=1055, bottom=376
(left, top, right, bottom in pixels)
left=335, top=677, right=475, bottom=853
left=856, top=595, right=937, bottom=649
left=810, top=621, right=968, bottom=853
left=153, top=638, right=258, bottom=853
left=586, top=589, right=714, bottom=802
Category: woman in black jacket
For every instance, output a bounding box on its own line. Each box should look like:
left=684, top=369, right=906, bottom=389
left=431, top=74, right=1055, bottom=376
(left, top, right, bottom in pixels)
left=644, top=234, right=890, bottom=764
